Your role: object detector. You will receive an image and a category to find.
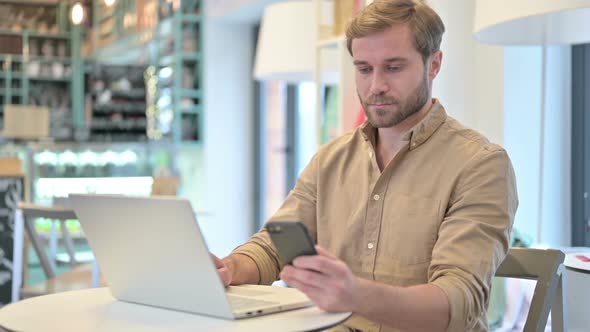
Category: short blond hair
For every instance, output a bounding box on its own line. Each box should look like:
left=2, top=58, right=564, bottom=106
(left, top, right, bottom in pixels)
left=346, top=0, right=445, bottom=63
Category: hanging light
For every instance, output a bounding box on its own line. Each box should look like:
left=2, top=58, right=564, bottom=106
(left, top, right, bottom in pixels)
left=254, top=1, right=338, bottom=83
left=104, top=0, right=116, bottom=6
left=71, top=2, right=84, bottom=25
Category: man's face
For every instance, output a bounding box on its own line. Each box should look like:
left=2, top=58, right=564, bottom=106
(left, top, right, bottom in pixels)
left=352, top=24, right=441, bottom=128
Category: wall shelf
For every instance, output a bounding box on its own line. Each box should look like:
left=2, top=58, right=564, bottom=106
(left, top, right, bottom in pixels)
left=28, top=76, right=71, bottom=83
left=0, top=89, right=23, bottom=96
left=85, top=63, right=148, bottom=142
left=92, top=103, right=145, bottom=114
left=183, top=52, right=201, bottom=61
left=0, top=54, right=72, bottom=64
left=181, top=14, right=202, bottom=23
left=178, top=89, right=202, bottom=99
left=83, top=0, right=204, bottom=143
left=314, top=0, right=363, bottom=145
left=111, top=89, right=146, bottom=99
left=158, top=52, right=201, bottom=67
left=153, top=0, right=203, bottom=142
left=0, top=73, right=22, bottom=79
left=28, top=32, right=70, bottom=39
left=0, top=2, right=84, bottom=142
left=158, top=54, right=175, bottom=67
left=179, top=105, right=202, bottom=115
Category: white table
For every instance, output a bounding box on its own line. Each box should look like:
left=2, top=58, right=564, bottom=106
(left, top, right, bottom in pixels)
left=564, top=252, right=590, bottom=332
left=0, top=288, right=351, bottom=332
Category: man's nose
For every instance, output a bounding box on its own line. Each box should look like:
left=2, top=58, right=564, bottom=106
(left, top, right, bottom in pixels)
left=370, top=72, right=389, bottom=95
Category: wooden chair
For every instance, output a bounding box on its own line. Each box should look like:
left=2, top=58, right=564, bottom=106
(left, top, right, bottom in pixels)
left=12, top=202, right=105, bottom=301
left=19, top=263, right=105, bottom=299
left=496, top=248, right=566, bottom=332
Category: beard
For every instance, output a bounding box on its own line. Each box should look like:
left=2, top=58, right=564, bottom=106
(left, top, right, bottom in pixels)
left=359, top=71, right=430, bottom=128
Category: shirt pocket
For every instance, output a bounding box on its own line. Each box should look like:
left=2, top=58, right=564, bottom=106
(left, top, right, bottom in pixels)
left=378, top=192, right=442, bottom=266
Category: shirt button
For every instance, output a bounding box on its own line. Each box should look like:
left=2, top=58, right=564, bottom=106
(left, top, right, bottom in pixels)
left=368, top=151, right=373, bottom=158
left=373, top=194, right=380, bottom=201
left=367, top=243, right=374, bottom=249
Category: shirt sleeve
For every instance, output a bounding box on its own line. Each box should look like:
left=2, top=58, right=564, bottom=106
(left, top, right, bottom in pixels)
left=231, top=153, right=320, bottom=285
left=429, top=146, right=518, bottom=331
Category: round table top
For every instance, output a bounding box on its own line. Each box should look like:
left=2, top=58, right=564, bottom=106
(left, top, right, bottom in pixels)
left=564, top=252, right=590, bottom=273
left=0, top=288, right=351, bottom=332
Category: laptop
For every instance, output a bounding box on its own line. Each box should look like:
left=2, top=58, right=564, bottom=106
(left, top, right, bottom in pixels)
left=69, top=194, right=313, bottom=319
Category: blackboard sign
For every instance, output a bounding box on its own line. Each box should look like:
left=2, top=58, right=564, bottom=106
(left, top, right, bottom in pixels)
left=0, top=176, right=24, bottom=304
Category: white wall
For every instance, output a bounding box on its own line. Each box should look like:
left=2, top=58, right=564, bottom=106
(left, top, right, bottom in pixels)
left=503, top=46, right=572, bottom=247
left=428, top=0, right=572, bottom=246
left=208, top=0, right=284, bottom=22
left=297, top=82, right=318, bottom=175
left=202, top=16, right=256, bottom=256
left=429, top=0, right=504, bottom=144
left=503, top=47, right=542, bottom=244
left=543, top=46, right=572, bottom=247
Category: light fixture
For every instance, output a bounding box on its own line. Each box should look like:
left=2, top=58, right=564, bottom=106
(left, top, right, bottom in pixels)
left=474, top=0, right=590, bottom=243
left=254, top=1, right=337, bottom=83
left=71, top=2, right=84, bottom=25
left=474, top=1, right=590, bottom=45
left=104, top=0, right=116, bottom=6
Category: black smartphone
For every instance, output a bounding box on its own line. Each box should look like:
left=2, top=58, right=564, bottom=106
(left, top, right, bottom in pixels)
left=265, top=221, right=317, bottom=265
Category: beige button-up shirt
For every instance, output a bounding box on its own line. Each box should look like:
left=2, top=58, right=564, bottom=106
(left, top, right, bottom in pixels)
left=233, top=100, right=518, bottom=332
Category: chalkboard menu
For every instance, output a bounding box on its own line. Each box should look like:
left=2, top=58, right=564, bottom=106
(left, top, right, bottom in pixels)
left=0, top=176, right=24, bottom=304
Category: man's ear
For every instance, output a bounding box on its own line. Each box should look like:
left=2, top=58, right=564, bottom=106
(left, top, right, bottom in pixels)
left=428, top=50, right=443, bottom=81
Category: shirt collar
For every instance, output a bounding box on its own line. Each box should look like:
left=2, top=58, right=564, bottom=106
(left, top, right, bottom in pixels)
left=360, top=99, right=447, bottom=150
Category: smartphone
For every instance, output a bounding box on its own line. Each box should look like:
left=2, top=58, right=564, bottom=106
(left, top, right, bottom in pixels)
left=265, top=221, right=317, bottom=265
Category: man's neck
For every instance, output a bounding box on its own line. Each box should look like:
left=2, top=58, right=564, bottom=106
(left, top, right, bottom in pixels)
left=375, top=99, right=434, bottom=170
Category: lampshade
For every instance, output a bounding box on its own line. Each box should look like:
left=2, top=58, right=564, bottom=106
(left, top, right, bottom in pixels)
left=254, top=1, right=337, bottom=83
left=474, top=0, right=590, bottom=45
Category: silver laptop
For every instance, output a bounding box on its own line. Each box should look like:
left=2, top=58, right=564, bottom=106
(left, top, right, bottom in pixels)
left=69, top=194, right=313, bottom=319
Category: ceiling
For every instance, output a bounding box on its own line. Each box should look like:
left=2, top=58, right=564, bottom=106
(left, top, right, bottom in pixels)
left=0, top=0, right=288, bottom=24
left=206, top=0, right=288, bottom=23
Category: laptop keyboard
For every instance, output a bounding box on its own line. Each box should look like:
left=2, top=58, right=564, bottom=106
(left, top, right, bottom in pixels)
left=226, top=287, right=271, bottom=297
left=227, top=294, right=279, bottom=310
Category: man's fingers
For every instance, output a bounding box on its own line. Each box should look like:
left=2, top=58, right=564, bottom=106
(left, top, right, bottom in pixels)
left=281, top=264, right=330, bottom=288
left=210, top=253, right=232, bottom=286
left=218, top=266, right=232, bottom=287
left=281, top=275, right=323, bottom=299
left=210, top=253, right=224, bottom=269
left=293, top=254, right=341, bottom=276
left=315, top=245, right=337, bottom=259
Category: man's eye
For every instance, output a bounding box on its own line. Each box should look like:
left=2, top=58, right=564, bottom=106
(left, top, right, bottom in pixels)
left=388, top=66, right=401, bottom=72
left=358, top=67, right=371, bottom=74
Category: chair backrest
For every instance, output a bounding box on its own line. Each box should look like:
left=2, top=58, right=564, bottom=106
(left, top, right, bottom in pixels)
left=16, top=202, right=78, bottom=279
left=150, top=176, right=180, bottom=196
left=495, top=248, right=566, bottom=332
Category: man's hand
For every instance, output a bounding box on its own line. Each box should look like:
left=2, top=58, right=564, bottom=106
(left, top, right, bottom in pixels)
left=211, top=253, right=260, bottom=286
left=211, top=254, right=232, bottom=287
left=280, top=247, right=450, bottom=331
left=279, top=246, right=359, bottom=313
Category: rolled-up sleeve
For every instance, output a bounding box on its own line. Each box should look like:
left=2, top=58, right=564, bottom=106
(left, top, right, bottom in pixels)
left=231, top=153, right=319, bottom=285
left=429, top=146, right=518, bottom=331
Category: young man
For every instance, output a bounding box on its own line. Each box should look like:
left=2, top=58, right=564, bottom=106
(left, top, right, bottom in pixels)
left=214, top=1, right=518, bottom=331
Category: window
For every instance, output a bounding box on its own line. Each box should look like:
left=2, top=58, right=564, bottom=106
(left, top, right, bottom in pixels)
left=572, top=44, right=590, bottom=246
